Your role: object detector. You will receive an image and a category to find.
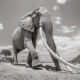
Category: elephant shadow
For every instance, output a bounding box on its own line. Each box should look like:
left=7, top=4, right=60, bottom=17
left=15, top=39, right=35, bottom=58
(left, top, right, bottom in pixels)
left=42, top=65, right=57, bottom=71
left=11, top=63, right=56, bottom=71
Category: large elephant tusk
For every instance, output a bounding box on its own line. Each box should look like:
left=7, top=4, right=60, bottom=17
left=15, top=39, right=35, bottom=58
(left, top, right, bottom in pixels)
left=39, top=27, right=80, bottom=70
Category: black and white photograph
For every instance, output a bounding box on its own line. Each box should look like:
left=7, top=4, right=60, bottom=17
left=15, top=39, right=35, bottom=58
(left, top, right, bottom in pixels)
left=0, top=0, right=80, bottom=80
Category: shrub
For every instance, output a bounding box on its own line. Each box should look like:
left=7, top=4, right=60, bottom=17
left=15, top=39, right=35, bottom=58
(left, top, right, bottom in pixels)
left=0, top=49, right=13, bottom=63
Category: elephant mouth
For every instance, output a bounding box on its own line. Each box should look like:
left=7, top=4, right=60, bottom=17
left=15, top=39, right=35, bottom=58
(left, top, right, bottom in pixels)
left=39, top=27, right=80, bottom=71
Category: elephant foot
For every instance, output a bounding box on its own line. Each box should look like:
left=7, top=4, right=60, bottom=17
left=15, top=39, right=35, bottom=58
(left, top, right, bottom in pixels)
left=27, top=58, right=32, bottom=67
left=25, top=63, right=30, bottom=67
left=32, top=64, right=42, bottom=69
left=26, top=61, right=32, bottom=67
left=32, top=59, right=42, bottom=69
left=55, top=67, right=61, bottom=71
left=12, top=61, right=18, bottom=65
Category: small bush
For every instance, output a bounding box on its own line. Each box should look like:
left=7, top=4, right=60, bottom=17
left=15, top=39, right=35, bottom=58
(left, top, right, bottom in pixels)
left=0, top=49, right=13, bottom=63
left=1, top=49, right=11, bottom=56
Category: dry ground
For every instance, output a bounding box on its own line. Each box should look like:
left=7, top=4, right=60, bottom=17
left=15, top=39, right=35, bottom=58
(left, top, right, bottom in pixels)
left=0, top=49, right=80, bottom=80
left=0, top=62, right=80, bottom=80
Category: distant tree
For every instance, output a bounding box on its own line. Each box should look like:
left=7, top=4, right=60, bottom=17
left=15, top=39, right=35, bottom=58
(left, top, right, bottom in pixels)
left=1, top=49, right=11, bottom=56
left=0, top=49, right=13, bottom=63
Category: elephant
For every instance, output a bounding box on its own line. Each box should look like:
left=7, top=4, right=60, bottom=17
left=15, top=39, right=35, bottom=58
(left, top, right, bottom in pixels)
left=12, top=7, right=61, bottom=70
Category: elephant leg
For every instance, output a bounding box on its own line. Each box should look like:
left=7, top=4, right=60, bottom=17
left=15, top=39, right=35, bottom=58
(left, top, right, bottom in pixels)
left=12, top=42, right=25, bottom=65
left=27, top=52, right=32, bottom=67
left=50, top=52, right=61, bottom=71
left=27, top=30, right=37, bottom=67
left=12, top=27, right=25, bottom=65
left=26, top=40, right=42, bottom=68
left=44, top=29, right=61, bottom=71
left=12, top=46, right=20, bottom=65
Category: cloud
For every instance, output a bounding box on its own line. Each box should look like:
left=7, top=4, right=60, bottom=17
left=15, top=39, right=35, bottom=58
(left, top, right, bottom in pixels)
left=61, top=26, right=73, bottom=33
left=54, top=36, right=71, bottom=49
left=71, top=32, right=80, bottom=47
left=71, top=25, right=76, bottom=29
left=55, top=20, right=61, bottom=25
left=0, top=23, right=3, bottom=30
left=53, top=6, right=59, bottom=11
left=54, top=36, right=80, bottom=50
left=54, top=17, right=61, bottom=25
left=54, top=35, right=80, bottom=60
left=54, top=17, right=61, bottom=20
left=57, top=0, right=68, bottom=4
left=0, top=45, right=12, bottom=50
left=74, top=36, right=80, bottom=40
left=58, top=25, right=76, bottom=33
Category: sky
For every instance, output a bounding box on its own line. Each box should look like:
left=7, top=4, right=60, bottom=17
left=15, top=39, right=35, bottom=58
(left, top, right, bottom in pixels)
left=0, top=0, right=80, bottom=59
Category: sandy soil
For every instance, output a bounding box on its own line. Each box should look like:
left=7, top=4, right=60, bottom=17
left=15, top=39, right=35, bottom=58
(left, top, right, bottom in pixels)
left=0, top=48, right=80, bottom=80
left=0, top=62, right=80, bottom=80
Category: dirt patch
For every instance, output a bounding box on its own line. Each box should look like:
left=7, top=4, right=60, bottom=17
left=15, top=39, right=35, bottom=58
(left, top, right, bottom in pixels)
left=0, top=62, right=80, bottom=80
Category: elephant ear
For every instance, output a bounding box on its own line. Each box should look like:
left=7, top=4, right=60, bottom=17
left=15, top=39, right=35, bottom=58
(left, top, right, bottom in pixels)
left=39, top=27, right=80, bottom=71
left=18, top=17, right=34, bottom=32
